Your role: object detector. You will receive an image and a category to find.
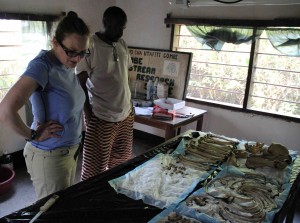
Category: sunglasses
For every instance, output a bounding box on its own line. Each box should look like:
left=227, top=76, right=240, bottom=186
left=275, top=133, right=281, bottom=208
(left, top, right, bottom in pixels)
left=58, top=41, right=90, bottom=58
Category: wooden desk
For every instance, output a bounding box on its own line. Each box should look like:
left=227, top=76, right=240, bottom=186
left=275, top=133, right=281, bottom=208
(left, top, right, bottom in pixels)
left=134, top=106, right=207, bottom=140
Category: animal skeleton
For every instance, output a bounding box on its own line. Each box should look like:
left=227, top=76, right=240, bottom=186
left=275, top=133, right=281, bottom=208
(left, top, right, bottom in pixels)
left=245, top=143, right=292, bottom=170
left=185, top=173, right=281, bottom=223
left=178, top=133, right=238, bottom=170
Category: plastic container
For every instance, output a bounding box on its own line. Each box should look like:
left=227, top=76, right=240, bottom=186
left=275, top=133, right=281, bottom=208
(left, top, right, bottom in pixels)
left=152, top=78, right=158, bottom=100
left=146, top=79, right=153, bottom=100
left=0, top=166, right=15, bottom=195
left=157, top=82, right=168, bottom=98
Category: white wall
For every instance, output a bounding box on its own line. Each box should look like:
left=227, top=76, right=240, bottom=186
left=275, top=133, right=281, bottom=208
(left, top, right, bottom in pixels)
left=0, top=0, right=299, bottom=153
left=0, top=107, right=26, bottom=155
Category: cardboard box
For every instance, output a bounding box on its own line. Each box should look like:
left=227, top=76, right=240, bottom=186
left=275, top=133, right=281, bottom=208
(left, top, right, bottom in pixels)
left=154, top=98, right=185, bottom=110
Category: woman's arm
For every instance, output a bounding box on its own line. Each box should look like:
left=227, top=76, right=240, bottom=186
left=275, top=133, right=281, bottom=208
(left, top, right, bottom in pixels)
left=0, top=76, right=63, bottom=141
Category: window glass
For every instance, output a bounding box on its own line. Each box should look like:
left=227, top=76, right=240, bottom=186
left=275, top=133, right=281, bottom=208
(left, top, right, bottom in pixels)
left=173, top=25, right=300, bottom=119
left=249, top=32, right=300, bottom=118
left=0, top=19, right=49, bottom=100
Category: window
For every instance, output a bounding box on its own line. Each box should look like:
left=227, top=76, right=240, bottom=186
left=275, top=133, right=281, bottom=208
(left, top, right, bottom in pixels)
left=249, top=31, right=300, bottom=118
left=172, top=23, right=300, bottom=121
left=0, top=13, right=58, bottom=101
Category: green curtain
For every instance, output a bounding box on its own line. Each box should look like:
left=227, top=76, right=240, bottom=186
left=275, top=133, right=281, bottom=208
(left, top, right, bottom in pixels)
left=186, top=25, right=300, bottom=56
left=266, top=28, right=300, bottom=56
left=187, top=25, right=263, bottom=51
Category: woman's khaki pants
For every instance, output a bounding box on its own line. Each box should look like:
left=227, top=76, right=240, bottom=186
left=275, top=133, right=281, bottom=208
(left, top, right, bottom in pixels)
left=24, top=142, right=80, bottom=200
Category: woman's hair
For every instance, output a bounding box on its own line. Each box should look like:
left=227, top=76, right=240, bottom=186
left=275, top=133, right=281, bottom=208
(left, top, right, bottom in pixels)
left=55, top=11, right=90, bottom=44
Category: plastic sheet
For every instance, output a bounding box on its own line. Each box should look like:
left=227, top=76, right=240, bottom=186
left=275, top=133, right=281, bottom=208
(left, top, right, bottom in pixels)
left=109, top=153, right=209, bottom=209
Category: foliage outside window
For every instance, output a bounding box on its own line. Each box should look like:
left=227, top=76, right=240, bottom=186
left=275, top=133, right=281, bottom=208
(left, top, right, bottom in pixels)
left=172, top=24, right=300, bottom=121
left=0, top=19, right=50, bottom=100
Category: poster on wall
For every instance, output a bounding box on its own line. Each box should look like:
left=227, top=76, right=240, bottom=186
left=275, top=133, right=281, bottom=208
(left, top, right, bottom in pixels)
left=128, top=47, right=192, bottom=100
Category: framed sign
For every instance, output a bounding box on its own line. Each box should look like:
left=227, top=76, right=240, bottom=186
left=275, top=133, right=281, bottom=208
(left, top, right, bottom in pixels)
left=128, top=47, right=192, bottom=100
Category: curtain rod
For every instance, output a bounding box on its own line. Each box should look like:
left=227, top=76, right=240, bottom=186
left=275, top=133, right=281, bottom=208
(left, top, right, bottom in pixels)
left=0, top=12, right=64, bottom=22
left=165, top=15, right=300, bottom=27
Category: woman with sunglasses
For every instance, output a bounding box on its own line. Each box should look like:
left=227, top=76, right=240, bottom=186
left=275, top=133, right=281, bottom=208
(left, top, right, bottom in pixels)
left=0, top=11, right=90, bottom=200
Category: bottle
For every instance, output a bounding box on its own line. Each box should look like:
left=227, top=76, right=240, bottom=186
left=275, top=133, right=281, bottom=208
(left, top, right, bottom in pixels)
left=157, top=82, right=169, bottom=98
left=146, top=79, right=153, bottom=100
left=0, top=151, right=13, bottom=170
left=153, top=78, right=158, bottom=100
left=130, top=80, right=138, bottom=98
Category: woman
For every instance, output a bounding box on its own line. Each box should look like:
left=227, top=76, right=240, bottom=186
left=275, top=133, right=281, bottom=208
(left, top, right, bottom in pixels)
left=0, top=11, right=90, bottom=199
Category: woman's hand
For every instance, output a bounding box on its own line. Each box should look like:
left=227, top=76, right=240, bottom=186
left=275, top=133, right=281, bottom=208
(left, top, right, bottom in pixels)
left=35, top=120, right=64, bottom=141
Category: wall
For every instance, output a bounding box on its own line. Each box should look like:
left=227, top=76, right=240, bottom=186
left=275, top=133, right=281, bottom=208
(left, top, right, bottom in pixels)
left=0, top=107, right=26, bottom=155
left=0, top=0, right=299, bottom=153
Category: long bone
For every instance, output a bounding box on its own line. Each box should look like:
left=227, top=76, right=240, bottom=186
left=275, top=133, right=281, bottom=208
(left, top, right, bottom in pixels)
left=206, top=133, right=239, bottom=143
left=202, top=137, right=238, bottom=147
left=197, top=141, right=234, bottom=153
left=185, top=147, right=224, bottom=163
left=190, top=143, right=231, bottom=158
left=177, top=155, right=211, bottom=171
left=184, top=150, right=223, bottom=163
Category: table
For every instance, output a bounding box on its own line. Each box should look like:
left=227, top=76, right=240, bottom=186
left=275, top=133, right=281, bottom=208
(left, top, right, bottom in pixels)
left=1, top=131, right=299, bottom=223
left=134, top=106, right=207, bottom=140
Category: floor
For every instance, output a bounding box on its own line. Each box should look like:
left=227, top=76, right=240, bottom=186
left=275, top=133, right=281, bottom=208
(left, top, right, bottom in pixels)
left=1, top=131, right=300, bottom=222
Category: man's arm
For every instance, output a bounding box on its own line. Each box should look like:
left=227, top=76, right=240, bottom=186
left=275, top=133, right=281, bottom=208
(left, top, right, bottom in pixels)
left=77, top=71, right=92, bottom=125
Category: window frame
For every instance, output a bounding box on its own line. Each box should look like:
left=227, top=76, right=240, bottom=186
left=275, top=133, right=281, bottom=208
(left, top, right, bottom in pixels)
left=0, top=12, right=61, bottom=100
left=166, top=17, right=300, bottom=123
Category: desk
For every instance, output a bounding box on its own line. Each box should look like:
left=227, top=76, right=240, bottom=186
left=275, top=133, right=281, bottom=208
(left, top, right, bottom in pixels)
left=1, top=131, right=299, bottom=223
left=134, top=106, right=207, bottom=140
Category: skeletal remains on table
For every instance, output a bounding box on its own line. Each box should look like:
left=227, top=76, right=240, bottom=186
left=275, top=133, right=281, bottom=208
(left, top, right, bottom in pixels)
left=178, top=133, right=238, bottom=170
left=161, top=163, right=188, bottom=176
left=182, top=133, right=292, bottom=170
left=245, top=143, right=292, bottom=169
left=157, top=211, right=203, bottom=223
left=185, top=173, right=282, bottom=223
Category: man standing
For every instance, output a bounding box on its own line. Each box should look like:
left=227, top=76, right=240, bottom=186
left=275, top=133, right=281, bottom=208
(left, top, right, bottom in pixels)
left=76, top=6, right=134, bottom=180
